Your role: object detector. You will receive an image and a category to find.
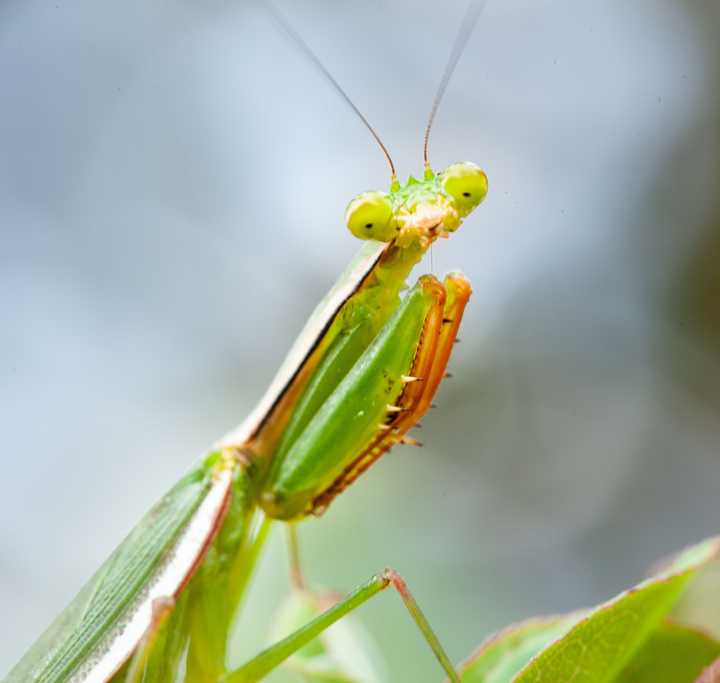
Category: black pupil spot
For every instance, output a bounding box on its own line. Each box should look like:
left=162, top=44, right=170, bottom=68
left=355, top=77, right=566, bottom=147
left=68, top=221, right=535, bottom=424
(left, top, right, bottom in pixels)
left=365, top=223, right=373, bottom=229
left=462, top=192, right=471, bottom=197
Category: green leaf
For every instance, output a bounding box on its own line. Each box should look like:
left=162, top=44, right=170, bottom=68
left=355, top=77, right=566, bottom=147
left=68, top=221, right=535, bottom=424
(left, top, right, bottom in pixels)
left=459, top=619, right=720, bottom=683
left=673, top=560, right=720, bottom=639
left=457, top=537, right=720, bottom=683
left=458, top=615, right=582, bottom=682
left=512, top=537, right=719, bottom=683
left=616, top=621, right=720, bottom=682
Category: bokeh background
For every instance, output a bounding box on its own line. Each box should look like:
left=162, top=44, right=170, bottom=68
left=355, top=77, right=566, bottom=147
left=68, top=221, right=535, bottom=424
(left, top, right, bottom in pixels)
left=2, top=0, right=720, bottom=680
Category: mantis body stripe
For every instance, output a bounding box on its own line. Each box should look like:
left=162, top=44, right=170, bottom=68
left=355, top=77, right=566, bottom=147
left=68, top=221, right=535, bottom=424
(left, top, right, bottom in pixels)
left=10, top=465, right=234, bottom=683
left=217, top=241, right=386, bottom=449
left=74, top=467, right=232, bottom=683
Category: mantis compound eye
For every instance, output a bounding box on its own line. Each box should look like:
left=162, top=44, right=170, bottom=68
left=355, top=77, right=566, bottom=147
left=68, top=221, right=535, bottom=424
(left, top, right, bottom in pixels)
left=440, top=162, right=488, bottom=217
left=345, top=191, right=397, bottom=242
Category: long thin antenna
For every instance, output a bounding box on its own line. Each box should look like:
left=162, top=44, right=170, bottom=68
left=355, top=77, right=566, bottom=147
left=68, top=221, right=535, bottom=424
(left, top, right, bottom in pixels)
left=265, top=2, right=397, bottom=181
left=423, top=0, right=488, bottom=172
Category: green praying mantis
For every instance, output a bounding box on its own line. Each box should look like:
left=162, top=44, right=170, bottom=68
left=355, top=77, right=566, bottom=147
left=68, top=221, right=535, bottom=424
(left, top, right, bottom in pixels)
left=4, top=3, right=489, bottom=682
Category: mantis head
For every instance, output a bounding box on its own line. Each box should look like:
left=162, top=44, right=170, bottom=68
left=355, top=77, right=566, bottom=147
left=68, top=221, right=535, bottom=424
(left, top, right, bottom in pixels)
left=345, top=162, right=488, bottom=248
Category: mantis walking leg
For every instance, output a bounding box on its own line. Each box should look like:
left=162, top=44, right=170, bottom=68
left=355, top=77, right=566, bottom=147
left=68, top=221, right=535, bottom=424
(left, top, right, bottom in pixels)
left=225, top=568, right=461, bottom=683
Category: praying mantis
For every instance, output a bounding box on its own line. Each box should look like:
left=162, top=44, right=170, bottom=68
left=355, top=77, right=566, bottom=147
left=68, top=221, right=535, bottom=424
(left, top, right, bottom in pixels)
left=3, top=3, right=489, bottom=682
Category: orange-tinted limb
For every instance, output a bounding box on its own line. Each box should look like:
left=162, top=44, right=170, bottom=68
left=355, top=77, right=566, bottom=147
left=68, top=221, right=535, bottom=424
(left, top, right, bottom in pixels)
left=394, top=272, right=472, bottom=427
left=310, top=273, right=471, bottom=512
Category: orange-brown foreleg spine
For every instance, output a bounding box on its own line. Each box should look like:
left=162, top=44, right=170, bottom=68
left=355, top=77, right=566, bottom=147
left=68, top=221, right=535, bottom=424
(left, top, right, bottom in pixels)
left=309, top=273, right=472, bottom=516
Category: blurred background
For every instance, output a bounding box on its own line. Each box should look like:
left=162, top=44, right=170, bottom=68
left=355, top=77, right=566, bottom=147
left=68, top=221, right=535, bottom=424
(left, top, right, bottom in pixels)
left=2, top=0, right=720, bottom=680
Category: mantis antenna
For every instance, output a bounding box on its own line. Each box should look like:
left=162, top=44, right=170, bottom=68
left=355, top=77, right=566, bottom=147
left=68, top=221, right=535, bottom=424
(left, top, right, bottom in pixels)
left=423, top=0, right=488, bottom=172
left=265, top=1, right=397, bottom=182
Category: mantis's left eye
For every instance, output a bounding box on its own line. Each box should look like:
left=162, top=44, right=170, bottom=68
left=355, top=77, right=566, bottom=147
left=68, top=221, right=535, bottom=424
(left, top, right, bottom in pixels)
left=345, top=192, right=397, bottom=242
left=440, top=162, right=488, bottom=217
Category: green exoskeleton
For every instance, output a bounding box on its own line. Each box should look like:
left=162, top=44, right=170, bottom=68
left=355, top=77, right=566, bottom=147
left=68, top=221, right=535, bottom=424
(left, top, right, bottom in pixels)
left=4, top=4, right=489, bottom=682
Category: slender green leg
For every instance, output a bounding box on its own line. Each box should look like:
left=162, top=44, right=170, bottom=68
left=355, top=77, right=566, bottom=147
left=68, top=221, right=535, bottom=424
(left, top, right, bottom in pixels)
left=383, top=569, right=460, bottom=682
left=222, top=568, right=460, bottom=683
left=228, top=514, right=274, bottom=617
left=286, top=523, right=306, bottom=590
left=185, top=463, right=266, bottom=682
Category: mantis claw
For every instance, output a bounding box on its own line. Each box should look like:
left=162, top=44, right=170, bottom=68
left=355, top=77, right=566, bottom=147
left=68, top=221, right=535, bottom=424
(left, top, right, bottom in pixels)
left=304, top=273, right=471, bottom=515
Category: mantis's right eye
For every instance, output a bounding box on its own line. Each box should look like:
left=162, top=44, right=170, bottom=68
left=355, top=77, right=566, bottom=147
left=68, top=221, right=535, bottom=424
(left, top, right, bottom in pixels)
left=440, top=162, right=488, bottom=217
left=345, top=192, right=396, bottom=242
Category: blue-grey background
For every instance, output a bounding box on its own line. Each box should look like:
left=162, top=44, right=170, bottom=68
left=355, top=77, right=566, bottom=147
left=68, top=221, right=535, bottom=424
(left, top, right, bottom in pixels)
left=2, top=1, right=720, bottom=680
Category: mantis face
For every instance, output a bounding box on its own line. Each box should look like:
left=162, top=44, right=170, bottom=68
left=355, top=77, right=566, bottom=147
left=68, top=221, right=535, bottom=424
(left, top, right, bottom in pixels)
left=345, top=161, right=488, bottom=248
